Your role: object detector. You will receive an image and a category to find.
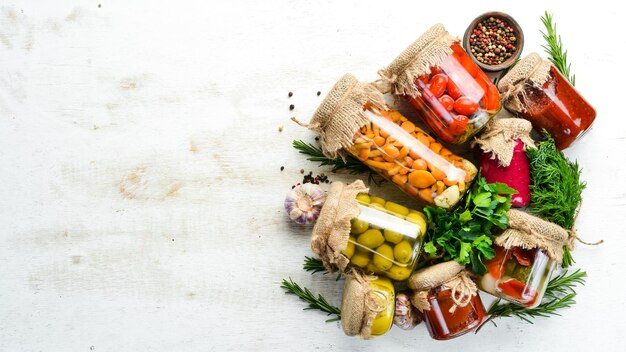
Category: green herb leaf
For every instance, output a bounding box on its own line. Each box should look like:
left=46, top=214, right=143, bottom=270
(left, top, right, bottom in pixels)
left=424, top=176, right=514, bottom=274
left=540, top=11, right=576, bottom=85
left=281, top=278, right=341, bottom=322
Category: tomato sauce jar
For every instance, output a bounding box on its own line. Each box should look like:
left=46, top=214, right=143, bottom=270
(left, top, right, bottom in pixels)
left=296, top=74, right=477, bottom=209
left=498, top=53, right=596, bottom=150
left=378, top=24, right=501, bottom=144
left=477, top=209, right=570, bottom=308
left=409, top=261, right=486, bottom=340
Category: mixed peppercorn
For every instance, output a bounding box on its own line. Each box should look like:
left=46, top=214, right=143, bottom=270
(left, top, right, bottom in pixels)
left=469, top=17, right=518, bottom=66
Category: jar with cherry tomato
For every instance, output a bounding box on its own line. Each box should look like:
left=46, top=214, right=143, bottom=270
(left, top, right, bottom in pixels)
left=379, top=24, right=501, bottom=144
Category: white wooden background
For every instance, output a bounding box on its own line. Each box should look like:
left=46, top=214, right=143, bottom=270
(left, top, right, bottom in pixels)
left=1, top=1, right=625, bottom=351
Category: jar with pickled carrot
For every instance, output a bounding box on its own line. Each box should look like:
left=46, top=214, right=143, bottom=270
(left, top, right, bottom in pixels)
left=409, top=261, right=486, bottom=340
left=296, top=74, right=477, bottom=209
left=378, top=24, right=500, bottom=144
left=498, top=53, right=596, bottom=150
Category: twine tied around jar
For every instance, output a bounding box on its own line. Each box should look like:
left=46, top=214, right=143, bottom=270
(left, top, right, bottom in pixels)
left=291, top=74, right=385, bottom=160
left=564, top=205, right=604, bottom=252
left=309, top=180, right=369, bottom=273
left=472, top=118, right=536, bottom=167
left=341, top=271, right=391, bottom=339
left=408, top=261, right=477, bottom=314
left=377, top=23, right=457, bottom=98
left=497, top=53, right=552, bottom=114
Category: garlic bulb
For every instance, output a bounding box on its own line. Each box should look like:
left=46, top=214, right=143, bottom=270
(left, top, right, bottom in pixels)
left=284, top=183, right=326, bottom=225
left=394, top=293, right=422, bottom=330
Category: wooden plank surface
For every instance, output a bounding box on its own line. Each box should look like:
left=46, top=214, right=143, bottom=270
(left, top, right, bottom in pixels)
left=0, top=1, right=624, bottom=351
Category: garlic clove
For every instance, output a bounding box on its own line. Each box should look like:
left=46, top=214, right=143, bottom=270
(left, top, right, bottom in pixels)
left=285, top=183, right=326, bottom=225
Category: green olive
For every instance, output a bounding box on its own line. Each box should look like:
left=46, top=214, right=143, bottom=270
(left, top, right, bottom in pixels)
left=350, top=218, right=369, bottom=235
left=356, top=193, right=371, bottom=204
left=342, top=237, right=356, bottom=259
left=394, top=240, right=413, bottom=264
left=357, top=229, right=384, bottom=249
left=366, top=262, right=382, bottom=274
left=351, top=251, right=370, bottom=268
left=384, top=201, right=409, bottom=217
left=373, top=244, right=394, bottom=271
left=383, top=229, right=404, bottom=244
left=370, top=196, right=386, bottom=206
left=386, top=264, right=413, bottom=281
left=406, top=212, right=428, bottom=236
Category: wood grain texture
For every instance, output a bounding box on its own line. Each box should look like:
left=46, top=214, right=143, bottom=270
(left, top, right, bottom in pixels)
left=0, top=1, right=624, bottom=351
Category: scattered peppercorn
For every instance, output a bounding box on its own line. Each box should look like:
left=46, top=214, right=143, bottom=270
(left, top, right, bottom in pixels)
left=469, top=16, right=519, bottom=66
left=300, top=169, right=304, bottom=174
left=317, top=91, right=321, bottom=96
left=315, top=136, right=320, bottom=141
left=289, top=104, right=295, bottom=110
left=293, top=171, right=330, bottom=188
left=288, top=92, right=293, bottom=97
left=280, top=166, right=284, bottom=171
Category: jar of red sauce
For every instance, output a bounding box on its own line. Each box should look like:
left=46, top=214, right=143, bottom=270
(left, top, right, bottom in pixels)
left=409, top=261, right=486, bottom=340
left=498, top=52, right=596, bottom=150
left=378, top=24, right=501, bottom=145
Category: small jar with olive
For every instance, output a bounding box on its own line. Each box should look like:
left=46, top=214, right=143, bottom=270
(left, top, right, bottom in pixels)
left=311, top=180, right=428, bottom=281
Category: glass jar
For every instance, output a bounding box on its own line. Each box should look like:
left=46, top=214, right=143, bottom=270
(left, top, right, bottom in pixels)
left=479, top=245, right=556, bottom=308
left=404, top=43, right=500, bottom=144
left=498, top=53, right=596, bottom=150
left=347, top=105, right=477, bottom=209
left=368, top=277, right=396, bottom=336
left=423, top=284, right=487, bottom=340
left=343, top=193, right=426, bottom=281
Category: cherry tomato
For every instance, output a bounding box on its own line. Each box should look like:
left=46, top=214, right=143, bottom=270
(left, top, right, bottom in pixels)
left=438, top=95, right=454, bottom=111
left=430, top=66, right=443, bottom=76
left=448, top=114, right=469, bottom=136
left=446, top=79, right=462, bottom=100
left=459, top=52, right=478, bottom=77
left=482, top=84, right=500, bottom=111
left=428, top=74, right=448, bottom=98
left=417, top=74, right=429, bottom=84
left=453, top=96, right=479, bottom=116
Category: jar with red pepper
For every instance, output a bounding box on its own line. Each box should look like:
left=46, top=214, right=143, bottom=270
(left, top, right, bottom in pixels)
left=409, top=261, right=486, bottom=340
left=480, top=246, right=555, bottom=308
left=477, top=209, right=570, bottom=308
left=498, top=53, right=596, bottom=150
left=378, top=24, right=501, bottom=144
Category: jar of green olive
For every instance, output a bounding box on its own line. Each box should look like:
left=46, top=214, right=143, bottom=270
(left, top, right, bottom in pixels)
left=311, top=180, right=427, bottom=281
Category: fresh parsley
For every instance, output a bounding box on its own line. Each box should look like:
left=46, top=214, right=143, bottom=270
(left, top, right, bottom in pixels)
left=423, top=177, right=516, bottom=275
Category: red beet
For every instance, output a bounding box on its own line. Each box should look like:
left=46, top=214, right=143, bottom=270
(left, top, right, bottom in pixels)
left=480, top=140, right=530, bottom=207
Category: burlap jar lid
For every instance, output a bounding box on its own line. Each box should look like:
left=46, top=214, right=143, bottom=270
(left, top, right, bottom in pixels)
left=473, top=118, right=536, bottom=167
left=310, top=180, right=369, bottom=272
left=408, top=261, right=477, bottom=313
left=341, top=272, right=391, bottom=339
left=496, top=209, right=569, bottom=263
left=292, top=74, right=385, bottom=159
left=377, top=23, right=457, bottom=98
left=497, top=52, right=552, bottom=113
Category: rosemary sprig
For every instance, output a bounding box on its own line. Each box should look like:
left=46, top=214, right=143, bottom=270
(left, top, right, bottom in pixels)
left=303, top=256, right=326, bottom=274
left=281, top=278, right=341, bottom=322
left=292, top=140, right=384, bottom=185
left=293, top=140, right=369, bottom=174
left=541, top=11, right=576, bottom=86
left=476, top=269, right=586, bottom=332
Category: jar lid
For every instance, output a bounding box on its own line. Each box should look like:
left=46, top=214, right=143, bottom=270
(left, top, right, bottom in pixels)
left=293, top=74, right=385, bottom=159
left=408, top=261, right=464, bottom=291
left=378, top=23, right=456, bottom=98
left=497, top=52, right=552, bottom=91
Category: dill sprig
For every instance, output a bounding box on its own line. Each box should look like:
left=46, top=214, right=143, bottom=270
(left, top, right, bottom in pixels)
left=292, top=140, right=384, bottom=185
left=541, top=11, right=576, bottom=86
left=280, top=278, right=341, bottom=322
left=303, top=256, right=326, bottom=274
left=526, top=131, right=585, bottom=268
left=476, top=270, right=586, bottom=332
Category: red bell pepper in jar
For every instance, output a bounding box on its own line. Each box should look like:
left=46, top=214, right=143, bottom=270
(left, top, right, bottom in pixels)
left=473, top=118, right=535, bottom=207
left=378, top=24, right=501, bottom=144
